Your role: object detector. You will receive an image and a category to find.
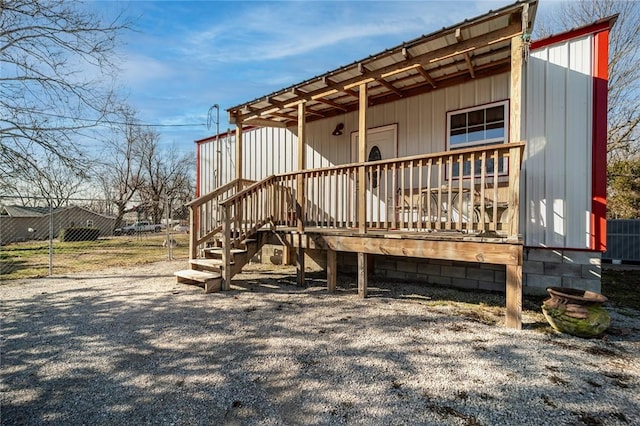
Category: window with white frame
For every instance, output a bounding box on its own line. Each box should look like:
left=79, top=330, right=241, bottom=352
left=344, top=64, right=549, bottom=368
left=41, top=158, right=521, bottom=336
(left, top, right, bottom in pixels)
left=447, top=100, right=509, bottom=177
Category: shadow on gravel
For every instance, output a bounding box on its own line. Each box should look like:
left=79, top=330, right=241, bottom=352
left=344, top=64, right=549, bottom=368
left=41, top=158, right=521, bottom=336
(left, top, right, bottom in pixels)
left=1, top=266, right=639, bottom=425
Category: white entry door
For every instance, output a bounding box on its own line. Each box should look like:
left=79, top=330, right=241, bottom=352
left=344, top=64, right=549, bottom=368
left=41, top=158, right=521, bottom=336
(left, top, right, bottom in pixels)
left=351, top=124, right=398, bottom=225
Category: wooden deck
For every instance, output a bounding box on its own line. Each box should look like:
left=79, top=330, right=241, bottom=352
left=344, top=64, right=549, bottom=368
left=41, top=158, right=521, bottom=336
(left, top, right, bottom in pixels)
left=182, top=143, right=525, bottom=329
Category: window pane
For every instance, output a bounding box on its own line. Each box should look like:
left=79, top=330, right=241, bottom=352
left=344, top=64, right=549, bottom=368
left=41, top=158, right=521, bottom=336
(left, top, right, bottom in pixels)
left=467, top=125, right=485, bottom=142
left=485, top=121, right=504, bottom=140
left=486, top=105, right=504, bottom=122
left=450, top=113, right=466, bottom=129
left=468, top=110, right=484, bottom=126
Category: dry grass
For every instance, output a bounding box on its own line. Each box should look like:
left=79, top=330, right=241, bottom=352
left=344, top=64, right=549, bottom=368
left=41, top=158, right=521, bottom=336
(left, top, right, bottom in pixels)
left=0, top=233, right=190, bottom=280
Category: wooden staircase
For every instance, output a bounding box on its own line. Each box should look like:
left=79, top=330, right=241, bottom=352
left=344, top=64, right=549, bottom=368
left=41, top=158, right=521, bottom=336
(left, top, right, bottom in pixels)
left=174, top=236, right=264, bottom=292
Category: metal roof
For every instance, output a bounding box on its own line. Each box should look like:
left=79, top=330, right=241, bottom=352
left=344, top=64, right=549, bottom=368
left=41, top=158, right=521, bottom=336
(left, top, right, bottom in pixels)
left=228, top=0, right=538, bottom=127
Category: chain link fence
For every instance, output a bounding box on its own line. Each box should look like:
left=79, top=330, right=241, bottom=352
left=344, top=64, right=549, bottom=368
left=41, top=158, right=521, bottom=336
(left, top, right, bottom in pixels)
left=0, top=195, right=190, bottom=280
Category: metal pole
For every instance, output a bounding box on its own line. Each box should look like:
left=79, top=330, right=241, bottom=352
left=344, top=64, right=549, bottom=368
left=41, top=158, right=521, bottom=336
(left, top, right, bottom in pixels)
left=165, top=196, right=172, bottom=260
left=48, top=200, right=53, bottom=275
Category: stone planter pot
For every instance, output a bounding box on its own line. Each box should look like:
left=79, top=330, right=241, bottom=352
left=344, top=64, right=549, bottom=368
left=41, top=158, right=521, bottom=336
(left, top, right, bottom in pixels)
left=541, top=287, right=610, bottom=338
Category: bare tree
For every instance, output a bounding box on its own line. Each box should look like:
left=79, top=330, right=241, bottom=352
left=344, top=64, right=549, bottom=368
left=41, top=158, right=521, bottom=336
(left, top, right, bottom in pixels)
left=536, top=0, right=640, bottom=159
left=0, top=0, right=129, bottom=182
left=96, top=106, right=146, bottom=230
left=138, top=134, right=194, bottom=224
left=2, top=152, right=87, bottom=207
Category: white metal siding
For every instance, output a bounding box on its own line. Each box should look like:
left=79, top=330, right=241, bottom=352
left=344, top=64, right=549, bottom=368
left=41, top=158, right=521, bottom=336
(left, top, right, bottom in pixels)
left=305, top=73, right=510, bottom=167
left=524, top=35, right=593, bottom=249
left=197, top=127, right=298, bottom=195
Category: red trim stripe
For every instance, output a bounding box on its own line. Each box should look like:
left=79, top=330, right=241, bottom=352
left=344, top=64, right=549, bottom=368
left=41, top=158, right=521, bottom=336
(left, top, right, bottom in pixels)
left=530, top=20, right=613, bottom=51
left=591, top=29, right=609, bottom=251
left=195, top=142, right=201, bottom=197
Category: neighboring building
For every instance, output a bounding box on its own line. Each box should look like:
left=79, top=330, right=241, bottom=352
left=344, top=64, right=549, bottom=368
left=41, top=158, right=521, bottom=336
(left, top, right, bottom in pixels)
left=0, top=205, right=116, bottom=244
left=180, top=0, right=615, bottom=329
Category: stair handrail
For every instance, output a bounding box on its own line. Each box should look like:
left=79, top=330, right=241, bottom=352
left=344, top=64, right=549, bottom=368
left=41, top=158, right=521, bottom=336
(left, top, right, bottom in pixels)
left=187, top=178, right=256, bottom=260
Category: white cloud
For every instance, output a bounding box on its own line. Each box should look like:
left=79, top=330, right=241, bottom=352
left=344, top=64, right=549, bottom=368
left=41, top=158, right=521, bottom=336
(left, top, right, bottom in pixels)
left=120, top=53, right=175, bottom=87
left=179, top=2, right=437, bottom=63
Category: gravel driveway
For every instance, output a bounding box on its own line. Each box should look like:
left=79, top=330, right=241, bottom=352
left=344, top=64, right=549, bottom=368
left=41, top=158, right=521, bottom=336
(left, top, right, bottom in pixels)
left=2, top=261, right=639, bottom=425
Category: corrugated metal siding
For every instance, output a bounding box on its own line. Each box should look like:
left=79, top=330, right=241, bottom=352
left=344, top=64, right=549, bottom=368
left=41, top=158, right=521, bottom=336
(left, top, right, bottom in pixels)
left=198, top=127, right=298, bottom=195
left=524, top=35, right=593, bottom=249
left=305, top=73, right=510, bottom=167
left=604, top=220, right=640, bottom=262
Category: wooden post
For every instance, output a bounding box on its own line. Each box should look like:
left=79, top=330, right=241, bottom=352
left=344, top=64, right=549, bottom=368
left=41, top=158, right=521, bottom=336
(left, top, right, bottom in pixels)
left=282, top=243, right=292, bottom=266
left=358, top=82, right=368, bottom=234
left=509, top=35, right=523, bottom=145
left=221, top=204, right=232, bottom=290
left=506, top=263, right=522, bottom=329
left=188, top=206, right=197, bottom=260
left=357, top=82, right=368, bottom=297
left=358, top=252, right=368, bottom=298
left=327, top=248, right=337, bottom=293
left=296, top=101, right=306, bottom=286
left=508, top=145, right=522, bottom=239
left=297, top=101, right=306, bottom=233
left=235, top=117, right=243, bottom=180
left=296, top=233, right=305, bottom=286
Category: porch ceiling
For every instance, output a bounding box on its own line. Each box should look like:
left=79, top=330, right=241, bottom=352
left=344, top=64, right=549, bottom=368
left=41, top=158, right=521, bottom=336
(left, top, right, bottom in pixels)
left=228, top=0, right=537, bottom=128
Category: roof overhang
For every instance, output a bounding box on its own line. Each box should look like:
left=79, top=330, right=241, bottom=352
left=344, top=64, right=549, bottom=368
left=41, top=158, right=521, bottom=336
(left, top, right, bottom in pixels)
left=228, top=0, right=538, bottom=127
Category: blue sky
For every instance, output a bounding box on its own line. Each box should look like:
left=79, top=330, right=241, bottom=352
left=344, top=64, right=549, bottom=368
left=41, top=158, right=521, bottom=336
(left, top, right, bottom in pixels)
left=94, top=0, right=558, bottom=153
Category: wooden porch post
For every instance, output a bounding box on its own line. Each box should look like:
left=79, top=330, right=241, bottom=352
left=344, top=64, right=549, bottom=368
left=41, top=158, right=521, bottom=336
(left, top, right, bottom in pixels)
left=506, top=261, right=522, bottom=330
left=235, top=116, right=243, bottom=180
left=296, top=101, right=306, bottom=286
left=327, top=248, right=336, bottom=293
left=358, top=82, right=368, bottom=297
left=506, top=29, right=524, bottom=330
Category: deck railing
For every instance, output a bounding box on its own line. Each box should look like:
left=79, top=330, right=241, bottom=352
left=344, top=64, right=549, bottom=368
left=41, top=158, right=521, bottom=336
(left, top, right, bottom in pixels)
left=186, top=178, right=254, bottom=259
left=270, top=142, right=524, bottom=237
left=197, top=142, right=524, bottom=264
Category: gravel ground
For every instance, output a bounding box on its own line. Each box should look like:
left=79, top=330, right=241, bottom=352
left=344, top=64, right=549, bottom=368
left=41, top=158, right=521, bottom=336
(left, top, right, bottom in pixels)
left=1, top=261, right=639, bottom=425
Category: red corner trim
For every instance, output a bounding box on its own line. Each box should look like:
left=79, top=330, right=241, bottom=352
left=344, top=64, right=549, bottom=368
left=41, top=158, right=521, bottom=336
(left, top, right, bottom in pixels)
left=591, top=29, right=609, bottom=252
left=195, top=142, right=201, bottom=197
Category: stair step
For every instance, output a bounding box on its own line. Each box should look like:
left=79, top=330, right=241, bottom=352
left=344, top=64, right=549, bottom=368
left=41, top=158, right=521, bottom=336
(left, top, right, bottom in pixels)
left=174, top=269, right=221, bottom=293
left=243, top=238, right=257, bottom=244
left=190, top=258, right=229, bottom=271
left=205, top=248, right=247, bottom=255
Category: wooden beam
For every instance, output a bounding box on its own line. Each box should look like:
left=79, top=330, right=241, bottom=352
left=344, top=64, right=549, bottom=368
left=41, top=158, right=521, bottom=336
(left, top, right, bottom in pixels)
left=243, top=117, right=287, bottom=128
left=327, top=248, right=337, bottom=292
left=358, top=82, right=368, bottom=234
left=358, top=252, right=368, bottom=298
left=236, top=23, right=521, bottom=121
left=270, top=111, right=297, bottom=121
left=313, top=97, right=348, bottom=112
left=456, top=28, right=476, bottom=79
left=506, top=264, right=522, bottom=329
left=324, top=77, right=360, bottom=99
left=235, top=117, right=243, bottom=180
left=376, top=78, right=403, bottom=97
left=322, top=236, right=522, bottom=266
left=415, top=66, right=437, bottom=88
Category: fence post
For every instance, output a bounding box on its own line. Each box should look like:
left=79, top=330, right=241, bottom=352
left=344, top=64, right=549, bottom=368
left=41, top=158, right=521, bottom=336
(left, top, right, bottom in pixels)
left=48, top=200, right=53, bottom=276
